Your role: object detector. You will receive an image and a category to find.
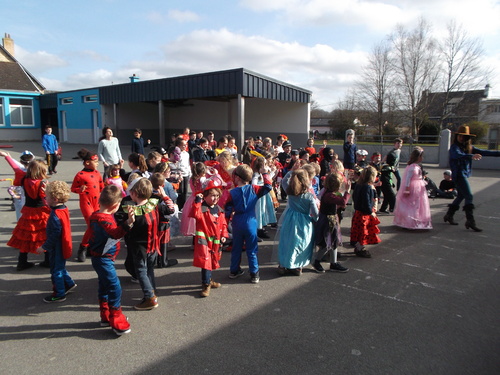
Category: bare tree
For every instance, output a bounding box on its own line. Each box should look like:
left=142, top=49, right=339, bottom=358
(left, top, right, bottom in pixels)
left=390, top=18, right=440, bottom=138
left=330, top=91, right=360, bottom=138
left=310, top=99, right=331, bottom=118
left=437, top=19, right=490, bottom=128
left=355, top=40, right=393, bottom=136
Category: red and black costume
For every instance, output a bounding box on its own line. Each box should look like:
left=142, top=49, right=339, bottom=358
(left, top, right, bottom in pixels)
left=88, top=211, right=131, bottom=333
left=71, top=168, right=104, bottom=246
left=8, top=176, right=50, bottom=254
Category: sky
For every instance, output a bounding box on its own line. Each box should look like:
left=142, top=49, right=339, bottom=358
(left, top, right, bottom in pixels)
left=3, top=0, right=500, bottom=111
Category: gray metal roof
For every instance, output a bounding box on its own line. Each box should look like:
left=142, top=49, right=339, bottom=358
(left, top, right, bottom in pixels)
left=98, top=68, right=311, bottom=105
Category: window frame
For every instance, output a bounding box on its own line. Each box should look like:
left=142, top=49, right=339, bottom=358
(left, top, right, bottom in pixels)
left=9, top=98, right=34, bottom=127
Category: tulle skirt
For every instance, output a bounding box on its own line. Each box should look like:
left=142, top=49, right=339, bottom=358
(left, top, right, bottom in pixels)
left=256, top=193, right=277, bottom=229
left=7, top=206, right=50, bottom=253
left=180, top=194, right=196, bottom=236
left=350, top=211, right=381, bottom=245
left=276, top=208, right=315, bottom=269
left=393, top=180, right=432, bottom=230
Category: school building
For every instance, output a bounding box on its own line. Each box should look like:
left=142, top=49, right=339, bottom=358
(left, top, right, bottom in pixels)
left=1, top=34, right=312, bottom=149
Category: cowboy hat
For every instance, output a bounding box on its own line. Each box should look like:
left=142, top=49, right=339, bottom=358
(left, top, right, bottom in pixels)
left=456, top=125, right=475, bottom=137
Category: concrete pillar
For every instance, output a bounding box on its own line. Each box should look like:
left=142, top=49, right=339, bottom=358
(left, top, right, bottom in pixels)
left=439, top=129, right=451, bottom=168
left=158, top=100, right=165, bottom=146
left=113, top=103, right=118, bottom=137
left=237, top=94, right=245, bottom=153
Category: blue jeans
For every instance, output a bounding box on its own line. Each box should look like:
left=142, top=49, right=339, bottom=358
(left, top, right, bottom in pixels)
left=452, top=176, right=473, bottom=207
left=91, top=256, right=122, bottom=309
left=394, top=170, right=401, bottom=191
left=201, top=269, right=212, bottom=284
left=49, top=248, right=74, bottom=298
left=133, top=252, right=157, bottom=298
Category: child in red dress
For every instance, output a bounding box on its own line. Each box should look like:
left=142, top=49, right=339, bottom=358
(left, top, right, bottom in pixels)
left=7, top=159, right=51, bottom=270
left=350, top=166, right=381, bottom=258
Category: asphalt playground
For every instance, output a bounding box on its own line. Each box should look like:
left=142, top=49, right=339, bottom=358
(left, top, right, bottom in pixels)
left=0, top=142, right=499, bottom=375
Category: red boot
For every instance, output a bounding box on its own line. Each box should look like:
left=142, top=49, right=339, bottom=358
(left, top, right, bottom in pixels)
left=109, top=307, right=131, bottom=336
left=99, top=300, right=110, bottom=327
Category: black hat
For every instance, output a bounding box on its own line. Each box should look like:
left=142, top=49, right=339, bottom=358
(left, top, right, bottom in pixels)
left=282, top=140, right=292, bottom=147
left=291, top=149, right=299, bottom=156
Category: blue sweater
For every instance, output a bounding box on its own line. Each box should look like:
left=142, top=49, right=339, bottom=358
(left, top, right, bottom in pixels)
left=42, top=134, right=58, bottom=154
left=449, top=144, right=500, bottom=179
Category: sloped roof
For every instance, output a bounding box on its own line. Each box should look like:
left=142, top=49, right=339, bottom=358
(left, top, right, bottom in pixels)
left=0, top=45, right=45, bottom=93
left=310, top=118, right=333, bottom=127
left=99, top=68, right=311, bottom=105
left=424, top=89, right=486, bottom=119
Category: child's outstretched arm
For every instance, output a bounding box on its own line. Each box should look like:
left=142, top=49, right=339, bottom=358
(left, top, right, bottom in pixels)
left=254, top=170, right=272, bottom=198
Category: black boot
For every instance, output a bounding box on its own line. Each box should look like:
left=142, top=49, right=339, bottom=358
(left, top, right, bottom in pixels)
left=76, top=244, right=88, bottom=262
left=17, top=252, right=35, bottom=271
left=157, top=243, right=178, bottom=268
left=443, top=204, right=459, bottom=225
left=464, top=204, right=482, bottom=232
left=39, top=251, right=51, bottom=268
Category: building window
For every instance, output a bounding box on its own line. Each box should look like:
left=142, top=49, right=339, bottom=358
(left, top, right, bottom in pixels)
left=83, top=95, right=97, bottom=103
left=487, top=105, right=500, bottom=113
left=0, top=98, right=4, bottom=126
left=61, top=97, right=73, bottom=105
left=9, top=98, right=34, bottom=126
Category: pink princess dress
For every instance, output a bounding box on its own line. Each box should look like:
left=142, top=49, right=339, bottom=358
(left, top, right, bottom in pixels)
left=180, top=177, right=207, bottom=236
left=393, top=163, right=432, bottom=230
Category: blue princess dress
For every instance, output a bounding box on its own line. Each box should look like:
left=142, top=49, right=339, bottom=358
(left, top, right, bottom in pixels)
left=277, top=192, right=319, bottom=269
left=253, top=173, right=277, bottom=229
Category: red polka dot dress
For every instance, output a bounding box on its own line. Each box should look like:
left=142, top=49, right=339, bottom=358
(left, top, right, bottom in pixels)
left=71, top=168, right=104, bottom=245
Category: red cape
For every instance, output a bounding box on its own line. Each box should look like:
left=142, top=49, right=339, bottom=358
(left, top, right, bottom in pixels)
left=54, top=208, right=73, bottom=259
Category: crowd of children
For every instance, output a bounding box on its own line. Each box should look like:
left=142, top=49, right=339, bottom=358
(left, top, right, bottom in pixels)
left=4, top=125, right=491, bottom=337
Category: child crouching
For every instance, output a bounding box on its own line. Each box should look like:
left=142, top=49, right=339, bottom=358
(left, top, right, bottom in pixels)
left=36, top=181, right=76, bottom=303
left=190, top=181, right=228, bottom=297
left=88, top=185, right=135, bottom=335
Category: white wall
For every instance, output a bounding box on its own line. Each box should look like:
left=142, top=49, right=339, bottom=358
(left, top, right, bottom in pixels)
left=1, top=128, right=40, bottom=142
left=66, top=129, right=96, bottom=145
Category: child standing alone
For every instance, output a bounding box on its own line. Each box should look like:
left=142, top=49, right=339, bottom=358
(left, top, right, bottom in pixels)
left=190, top=181, right=228, bottom=297
left=42, top=125, right=59, bottom=175
left=88, top=185, right=135, bottom=336
left=36, top=181, right=77, bottom=303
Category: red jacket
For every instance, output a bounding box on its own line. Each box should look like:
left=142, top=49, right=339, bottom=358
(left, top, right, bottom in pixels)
left=189, top=198, right=228, bottom=270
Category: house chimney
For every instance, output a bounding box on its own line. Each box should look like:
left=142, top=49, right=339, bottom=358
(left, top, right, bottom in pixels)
left=484, top=84, right=490, bottom=98
left=2, top=33, right=14, bottom=56
left=129, top=74, right=140, bottom=83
